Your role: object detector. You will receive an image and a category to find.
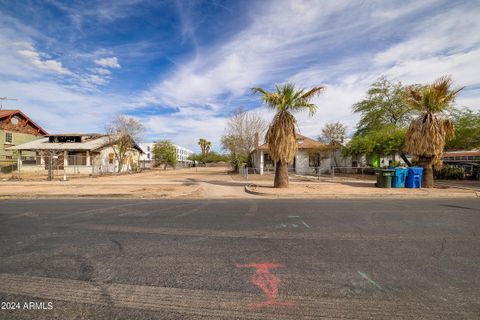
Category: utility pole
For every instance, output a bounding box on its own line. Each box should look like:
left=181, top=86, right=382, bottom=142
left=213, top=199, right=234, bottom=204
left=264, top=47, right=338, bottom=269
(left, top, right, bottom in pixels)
left=0, top=97, right=18, bottom=109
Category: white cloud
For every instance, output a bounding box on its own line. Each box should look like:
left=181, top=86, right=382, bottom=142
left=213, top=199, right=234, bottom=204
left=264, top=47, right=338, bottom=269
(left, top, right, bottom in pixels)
left=135, top=0, right=480, bottom=150
left=94, top=57, right=121, bottom=68
left=0, top=80, right=129, bottom=133
left=17, top=48, right=71, bottom=75
left=86, top=74, right=109, bottom=86
left=94, top=67, right=111, bottom=75
left=374, top=9, right=480, bottom=66
left=142, top=112, right=228, bottom=153
left=138, top=0, right=359, bottom=109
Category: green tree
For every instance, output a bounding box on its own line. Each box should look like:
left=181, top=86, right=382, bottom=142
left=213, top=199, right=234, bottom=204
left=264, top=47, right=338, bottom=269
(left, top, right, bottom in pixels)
left=252, top=83, right=325, bottom=188
left=342, top=126, right=406, bottom=162
left=446, top=108, right=480, bottom=150
left=221, top=134, right=248, bottom=171
left=404, top=76, right=463, bottom=188
left=152, top=140, right=177, bottom=170
left=188, top=152, right=229, bottom=165
left=353, top=77, right=413, bottom=135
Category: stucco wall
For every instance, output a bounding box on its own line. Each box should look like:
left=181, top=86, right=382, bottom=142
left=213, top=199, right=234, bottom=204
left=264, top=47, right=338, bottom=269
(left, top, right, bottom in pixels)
left=0, top=130, right=39, bottom=157
left=294, top=150, right=310, bottom=174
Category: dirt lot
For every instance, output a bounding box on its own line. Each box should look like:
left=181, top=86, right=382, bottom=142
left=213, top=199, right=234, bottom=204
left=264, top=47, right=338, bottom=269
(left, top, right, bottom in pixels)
left=0, top=167, right=477, bottom=199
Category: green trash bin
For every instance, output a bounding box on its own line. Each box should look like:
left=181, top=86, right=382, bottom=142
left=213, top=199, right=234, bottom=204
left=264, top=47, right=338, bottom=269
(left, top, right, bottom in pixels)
left=375, top=169, right=395, bottom=188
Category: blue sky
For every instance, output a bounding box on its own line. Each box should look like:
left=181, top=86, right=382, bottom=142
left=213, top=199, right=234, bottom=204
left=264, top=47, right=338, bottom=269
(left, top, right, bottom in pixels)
left=0, top=0, right=479, bottom=152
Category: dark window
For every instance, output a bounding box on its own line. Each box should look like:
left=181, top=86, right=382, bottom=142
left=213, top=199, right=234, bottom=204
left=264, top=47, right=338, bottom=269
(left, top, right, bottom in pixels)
left=309, top=153, right=320, bottom=167
left=48, top=136, right=81, bottom=143
left=5, top=132, right=13, bottom=144
left=67, top=151, right=87, bottom=165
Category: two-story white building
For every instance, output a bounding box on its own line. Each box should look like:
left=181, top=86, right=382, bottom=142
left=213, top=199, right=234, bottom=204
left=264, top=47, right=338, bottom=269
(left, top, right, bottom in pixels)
left=140, top=142, right=194, bottom=168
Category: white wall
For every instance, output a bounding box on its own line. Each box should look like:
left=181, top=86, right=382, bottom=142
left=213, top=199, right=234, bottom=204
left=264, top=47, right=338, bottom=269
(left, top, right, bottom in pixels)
left=295, top=150, right=310, bottom=174
left=139, top=143, right=155, bottom=161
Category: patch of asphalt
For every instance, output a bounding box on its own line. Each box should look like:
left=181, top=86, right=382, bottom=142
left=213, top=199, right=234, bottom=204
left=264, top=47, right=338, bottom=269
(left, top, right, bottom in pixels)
left=1, top=199, right=480, bottom=319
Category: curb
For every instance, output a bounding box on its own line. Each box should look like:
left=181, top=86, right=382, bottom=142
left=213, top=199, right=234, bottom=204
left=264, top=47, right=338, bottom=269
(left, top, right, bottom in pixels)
left=244, top=183, right=272, bottom=197
left=244, top=184, right=477, bottom=199
left=435, top=183, right=480, bottom=193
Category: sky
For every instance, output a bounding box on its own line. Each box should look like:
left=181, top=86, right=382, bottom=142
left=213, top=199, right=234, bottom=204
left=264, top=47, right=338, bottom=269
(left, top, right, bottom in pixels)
left=0, top=0, right=479, bottom=152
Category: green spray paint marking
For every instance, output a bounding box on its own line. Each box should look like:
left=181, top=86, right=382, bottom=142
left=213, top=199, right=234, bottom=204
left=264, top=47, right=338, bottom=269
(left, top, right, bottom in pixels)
left=301, top=221, right=311, bottom=229
left=288, top=215, right=300, bottom=218
left=292, top=224, right=298, bottom=228
left=357, top=271, right=382, bottom=289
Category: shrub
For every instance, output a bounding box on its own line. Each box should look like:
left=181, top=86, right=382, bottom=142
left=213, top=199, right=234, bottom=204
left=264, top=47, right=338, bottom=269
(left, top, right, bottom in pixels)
left=434, top=165, right=465, bottom=180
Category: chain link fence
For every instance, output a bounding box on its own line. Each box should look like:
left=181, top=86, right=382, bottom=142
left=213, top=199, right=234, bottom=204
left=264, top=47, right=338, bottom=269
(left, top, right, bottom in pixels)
left=0, top=155, right=140, bottom=181
left=239, top=166, right=376, bottom=180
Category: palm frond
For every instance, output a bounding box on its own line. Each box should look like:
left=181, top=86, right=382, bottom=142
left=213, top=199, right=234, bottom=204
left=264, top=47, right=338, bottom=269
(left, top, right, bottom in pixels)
left=300, top=86, right=325, bottom=100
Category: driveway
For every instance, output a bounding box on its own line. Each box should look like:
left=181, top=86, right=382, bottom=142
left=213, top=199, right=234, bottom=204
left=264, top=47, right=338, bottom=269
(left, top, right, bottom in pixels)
left=1, top=199, right=479, bottom=319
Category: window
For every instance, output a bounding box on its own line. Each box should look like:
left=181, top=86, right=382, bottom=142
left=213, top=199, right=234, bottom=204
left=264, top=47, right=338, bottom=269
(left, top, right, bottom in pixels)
left=5, top=132, right=13, bottom=144
left=109, top=153, right=115, bottom=164
left=147, top=146, right=150, bottom=151
left=147, top=153, right=150, bottom=159
left=309, top=153, right=320, bottom=167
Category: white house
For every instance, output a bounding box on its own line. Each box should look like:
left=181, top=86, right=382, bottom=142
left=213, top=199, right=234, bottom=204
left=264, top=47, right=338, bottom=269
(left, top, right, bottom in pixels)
left=140, top=142, right=194, bottom=168
left=9, top=133, right=143, bottom=174
left=252, top=134, right=334, bottom=175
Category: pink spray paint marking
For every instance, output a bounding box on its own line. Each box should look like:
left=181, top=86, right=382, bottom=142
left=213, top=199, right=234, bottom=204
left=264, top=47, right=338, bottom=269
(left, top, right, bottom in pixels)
left=237, top=263, right=293, bottom=308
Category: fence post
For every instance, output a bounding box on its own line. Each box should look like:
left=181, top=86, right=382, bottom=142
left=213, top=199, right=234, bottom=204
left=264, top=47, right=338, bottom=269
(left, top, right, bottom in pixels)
left=48, top=155, right=53, bottom=181
left=17, top=156, right=21, bottom=180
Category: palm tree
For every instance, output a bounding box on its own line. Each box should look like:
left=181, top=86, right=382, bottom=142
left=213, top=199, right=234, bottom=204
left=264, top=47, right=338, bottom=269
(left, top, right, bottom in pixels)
left=198, top=138, right=211, bottom=155
left=252, top=83, right=325, bottom=188
left=404, top=76, right=463, bottom=188
left=205, top=141, right=212, bottom=154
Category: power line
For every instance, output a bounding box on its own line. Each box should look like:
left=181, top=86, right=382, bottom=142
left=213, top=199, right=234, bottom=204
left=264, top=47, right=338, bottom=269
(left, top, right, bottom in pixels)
left=0, top=97, right=18, bottom=109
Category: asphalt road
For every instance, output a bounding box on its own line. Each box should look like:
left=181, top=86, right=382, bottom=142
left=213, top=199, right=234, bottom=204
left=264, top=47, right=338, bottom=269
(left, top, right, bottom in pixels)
left=0, top=199, right=479, bottom=319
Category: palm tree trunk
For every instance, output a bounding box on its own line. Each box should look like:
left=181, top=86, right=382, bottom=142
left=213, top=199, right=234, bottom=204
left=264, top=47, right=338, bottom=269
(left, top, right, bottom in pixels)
left=418, top=156, right=434, bottom=188
left=274, top=161, right=289, bottom=188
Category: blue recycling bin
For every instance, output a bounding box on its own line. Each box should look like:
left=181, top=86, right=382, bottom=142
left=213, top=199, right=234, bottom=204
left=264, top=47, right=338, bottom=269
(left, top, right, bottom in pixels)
left=406, top=167, right=423, bottom=188
left=392, top=168, right=408, bottom=188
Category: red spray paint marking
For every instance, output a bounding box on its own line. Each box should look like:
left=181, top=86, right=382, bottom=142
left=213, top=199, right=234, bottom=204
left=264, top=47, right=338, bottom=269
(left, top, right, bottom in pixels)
left=236, top=263, right=293, bottom=308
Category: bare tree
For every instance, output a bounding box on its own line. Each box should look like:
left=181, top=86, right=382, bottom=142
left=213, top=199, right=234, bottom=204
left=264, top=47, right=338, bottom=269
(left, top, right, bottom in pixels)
left=105, top=115, right=144, bottom=173
left=320, top=122, right=347, bottom=167
left=221, top=108, right=267, bottom=170
left=320, top=122, right=347, bottom=144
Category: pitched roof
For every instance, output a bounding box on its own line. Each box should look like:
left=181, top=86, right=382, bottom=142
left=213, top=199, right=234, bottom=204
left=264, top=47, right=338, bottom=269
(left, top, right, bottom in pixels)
left=443, top=149, right=480, bottom=157
left=0, top=109, right=48, bottom=135
left=256, top=133, right=329, bottom=151
left=7, top=134, right=144, bottom=153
